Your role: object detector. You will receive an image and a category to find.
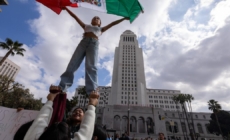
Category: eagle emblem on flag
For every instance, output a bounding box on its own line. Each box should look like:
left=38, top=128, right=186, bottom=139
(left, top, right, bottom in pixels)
left=71, top=0, right=102, bottom=7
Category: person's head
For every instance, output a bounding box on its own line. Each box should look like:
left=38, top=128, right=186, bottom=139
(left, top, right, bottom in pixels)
left=93, top=124, right=107, bottom=140
left=158, top=132, right=164, bottom=140
left=70, top=107, right=85, bottom=123
left=115, top=133, right=119, bottom=138
left=13, top=120, right=34, bottom=140
left=38, top=122, right=70, bottom=140
left=93, top=136, right=98, bottom=140
left=91, top=16, right=101, bottom=27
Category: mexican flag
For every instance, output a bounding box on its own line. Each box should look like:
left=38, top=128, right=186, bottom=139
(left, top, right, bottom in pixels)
left=36, top=0, right=143, bottom=22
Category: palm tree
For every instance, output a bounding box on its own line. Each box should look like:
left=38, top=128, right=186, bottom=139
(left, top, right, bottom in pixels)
left=185, top=94, right=197, bottom=139
left=208, top=99, right=224, bottom=139
left=172, top=95, right=187, bottom=140
left=172, top=94, right=195, bottom=140
left=0, top=38, right=25, bottom=66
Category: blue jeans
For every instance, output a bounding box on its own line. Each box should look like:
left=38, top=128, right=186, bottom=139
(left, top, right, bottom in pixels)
left=59, top=37, right=99, bottom=95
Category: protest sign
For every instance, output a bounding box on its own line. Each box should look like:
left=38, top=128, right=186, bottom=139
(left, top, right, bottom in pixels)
left=0, top=106, right=39, bottom=140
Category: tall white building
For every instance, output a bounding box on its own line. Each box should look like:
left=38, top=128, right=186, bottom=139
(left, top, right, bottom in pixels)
left=0, top=57, right=20, bottom=79
left=109, top=30, right=147, bottom=106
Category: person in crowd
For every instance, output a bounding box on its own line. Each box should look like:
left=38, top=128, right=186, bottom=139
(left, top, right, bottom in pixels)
left=23, top=90, right=99, bottom=140
left=107, top=134, right=112, bottom=140
left=93, top=124, right=107, bottom=140
left=13, top=120, right=34, bottom=140
left=157, top=132, right=165, bottom=140
left=114, top=133, right=120, bottom=140
left=124, top=133, right=130, bottom=140
left=66, top=105, right=107, bottom=140
left=93, top=136, right=98, bottom=140
left=66, top=107, right=85, bottom=138
left=146, top=136, right=152, bottom=140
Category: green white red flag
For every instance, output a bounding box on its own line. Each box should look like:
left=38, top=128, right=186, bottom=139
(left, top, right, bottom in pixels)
left=36, top=0, right=143, bottom=22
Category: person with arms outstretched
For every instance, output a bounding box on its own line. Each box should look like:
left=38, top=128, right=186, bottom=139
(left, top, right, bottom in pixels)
left=50, top=7, right=128, bottom=95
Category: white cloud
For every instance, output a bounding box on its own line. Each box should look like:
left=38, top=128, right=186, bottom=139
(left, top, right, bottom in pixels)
left=199, top=0, right=215, bottom=8
left=209, top=0, right=230, bottom=28
left=76, top=77, right=85, bottom=86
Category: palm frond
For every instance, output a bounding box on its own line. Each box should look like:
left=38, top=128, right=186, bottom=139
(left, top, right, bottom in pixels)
left=0, top=42, right=10, bottom=50
left=14, top=41, right=23, bottom=47
left=17, top=48, right=26, bottom=52
left=6, top=38, right=13, bottom=47
left=16, top=52, right=24, bottom=56
left=11, top=52, right=15, bottom=56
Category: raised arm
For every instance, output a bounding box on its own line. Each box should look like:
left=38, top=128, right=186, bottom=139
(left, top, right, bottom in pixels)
left=64, top=7, right=85, bottom=29
left=23, top=93, right=59, bottom=140
left=73, top=91, right=99, bottom=140
left=101, top=17, right=128, bottom=33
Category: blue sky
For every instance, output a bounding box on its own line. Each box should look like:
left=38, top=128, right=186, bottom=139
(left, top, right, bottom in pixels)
left=1, top=0, right=230, bottom=112
left=0, top=0, right=38, bottom=45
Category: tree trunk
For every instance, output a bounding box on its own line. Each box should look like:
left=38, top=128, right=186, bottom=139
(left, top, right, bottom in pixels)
left=182, top=103, right=195, bottom=140
left=188, top=102, right=196, bottom=139
left=215, top=112, right=224, bottom=140
left=176, top=104, right=186, bottom=140
left=0, top=50, right=12, bottom=66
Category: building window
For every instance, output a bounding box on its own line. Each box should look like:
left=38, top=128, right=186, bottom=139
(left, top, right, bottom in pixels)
left=197, top=124, right=203, bottom=133
left=203, top=115, right=206, bottom=119
left=181, top=123, right=187, bottom=132
left=173, top=122, right=179, bottom=133
left=165, top=122, right=170, bottom=132
left=195, top=115, right=198, bottom=119
left=205, top=124, right=211, bottom=134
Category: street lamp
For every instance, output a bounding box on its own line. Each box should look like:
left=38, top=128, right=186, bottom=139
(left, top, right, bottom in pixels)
left=127, top=92, right=130, bottom=136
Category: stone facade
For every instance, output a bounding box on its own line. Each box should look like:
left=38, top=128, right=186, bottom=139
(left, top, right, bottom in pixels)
left=95, top=106, right=221, bottom=140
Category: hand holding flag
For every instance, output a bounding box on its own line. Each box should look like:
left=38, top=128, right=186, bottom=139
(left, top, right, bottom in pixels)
left=36, top=0, right=144, bottom=23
